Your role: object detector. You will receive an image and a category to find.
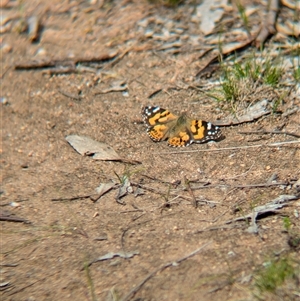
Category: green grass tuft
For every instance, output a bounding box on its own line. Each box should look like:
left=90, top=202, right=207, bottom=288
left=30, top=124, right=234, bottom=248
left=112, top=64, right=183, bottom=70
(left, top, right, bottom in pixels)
left=293, top=66, right=300, bottom=82
left=255, top=257, right=295, bottom=293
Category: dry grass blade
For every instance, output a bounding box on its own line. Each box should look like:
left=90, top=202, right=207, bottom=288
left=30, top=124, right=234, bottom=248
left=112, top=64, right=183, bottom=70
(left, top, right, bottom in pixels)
left=157, top=140, right=300, bottom=154
left=239, top=130, right=300, bottom=139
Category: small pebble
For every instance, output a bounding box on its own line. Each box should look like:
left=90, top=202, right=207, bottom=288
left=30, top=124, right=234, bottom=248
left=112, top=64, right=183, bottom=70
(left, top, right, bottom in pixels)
left=0, top=97, right=8, bottom=104
left=1, top=43, right=12, bottom=53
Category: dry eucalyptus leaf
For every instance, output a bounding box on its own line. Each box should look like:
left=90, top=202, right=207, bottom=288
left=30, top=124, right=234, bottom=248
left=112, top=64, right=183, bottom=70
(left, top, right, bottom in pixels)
left=90, top=182, right=117, bottom=202
left=66, top=135, right=121, bottom=160
left=66, top=135, right=140, bottom=164
left=95, top=182, right=116, bottom=195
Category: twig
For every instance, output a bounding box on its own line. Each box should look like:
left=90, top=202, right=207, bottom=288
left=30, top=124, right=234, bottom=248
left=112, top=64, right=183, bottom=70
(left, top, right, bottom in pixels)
left=231, top=182, right=288, bottom=189
left=191, top=182, right=288, bottom=190
left=131, top=212, right=146, bottom=222
left=195, top=224, right=243, bottom=234
left=0, top=65, right=11, bottom=79
left=88, top=251, right=139, bottom=267
left=14, top=52, right=118, bottom=70
left=102, top=47, right=131, bottom=70
left=255, top=0, right=279, bottom=47
left=51, top=194, right=94, bottom=201
left=155, top=140, right=300, bottom=154
left=239, top=130, right=300, bottom=139
left=225, top=194, right=299, bottom=233
left=120, top=209, right=144, bottom=213
left=42, top=66, right=77, bottom=75
left=94, top=85, right=127, bottom=95
left=141, top=174, right=181, bottom=186
left=147, top=88, right=163, bottom=98
left=121, top=241, right=212, bottom=301
left=0, top=215, right=31, bottom=224
left=57, top=89, right=83, bottom=100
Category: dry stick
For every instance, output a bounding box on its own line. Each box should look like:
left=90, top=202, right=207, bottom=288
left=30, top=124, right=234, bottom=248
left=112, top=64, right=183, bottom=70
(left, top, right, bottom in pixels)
left=195, top=224, right=243, bottom=234
left=0, top=65, right=11, bottom=79
left=0, top=215, right=30, bottom=224
left=239, top=130, right=300, bottom=139
left=94, top=85, right=128, bottom=95
left=57, top=89, right=83, bottom=100
left=255, top=0, right=279, bottom=47
left=14, top=52, right=118, bottom=70
left=51, top=194, right=94, bottom=201
left=141, top=174, right=180, bottom=186
left=121, top=241, right=212, bottom=301
left=102, top=47, right=132, bottom=70
left=191, top=182, right=288, bottom=190
left=156, top=140, right=300, bottom=155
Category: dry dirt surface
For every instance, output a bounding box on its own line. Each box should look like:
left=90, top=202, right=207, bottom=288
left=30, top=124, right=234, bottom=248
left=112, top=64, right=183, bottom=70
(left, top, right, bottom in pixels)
left=1, top=1, right=300, bottom=301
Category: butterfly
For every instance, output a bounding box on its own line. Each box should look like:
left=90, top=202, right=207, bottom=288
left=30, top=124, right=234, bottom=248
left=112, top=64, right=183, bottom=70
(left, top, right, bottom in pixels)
left=142, top=106, right=221, bottom=147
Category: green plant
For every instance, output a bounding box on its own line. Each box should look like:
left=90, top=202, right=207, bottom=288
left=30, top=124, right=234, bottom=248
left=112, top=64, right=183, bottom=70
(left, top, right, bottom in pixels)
left=254, top=257, right=295, bottom=293
left=282, top=216, right=292, bottom=232
left=235, top=0, right=250, bottom=34
left=293, top=66, right=300, bottom=82
left=210, top=51, right=286, bottom=110
left=262, top=58, right=284, bottom=87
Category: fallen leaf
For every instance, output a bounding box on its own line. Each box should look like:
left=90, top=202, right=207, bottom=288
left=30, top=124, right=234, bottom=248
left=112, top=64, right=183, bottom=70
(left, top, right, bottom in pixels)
left=66, top=135, right=140, bottom=164
left=90, top=182, right=116, bottom=202
left=115, top=175, right=132, bottom=204
left=88, top=251, right=139, bottom=266
left=66, top=135, right=120, bottom=160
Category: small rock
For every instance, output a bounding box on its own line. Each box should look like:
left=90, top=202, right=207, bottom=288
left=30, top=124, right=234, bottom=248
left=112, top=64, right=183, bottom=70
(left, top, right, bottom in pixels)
left=1, top=43, right=12, bottom=53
